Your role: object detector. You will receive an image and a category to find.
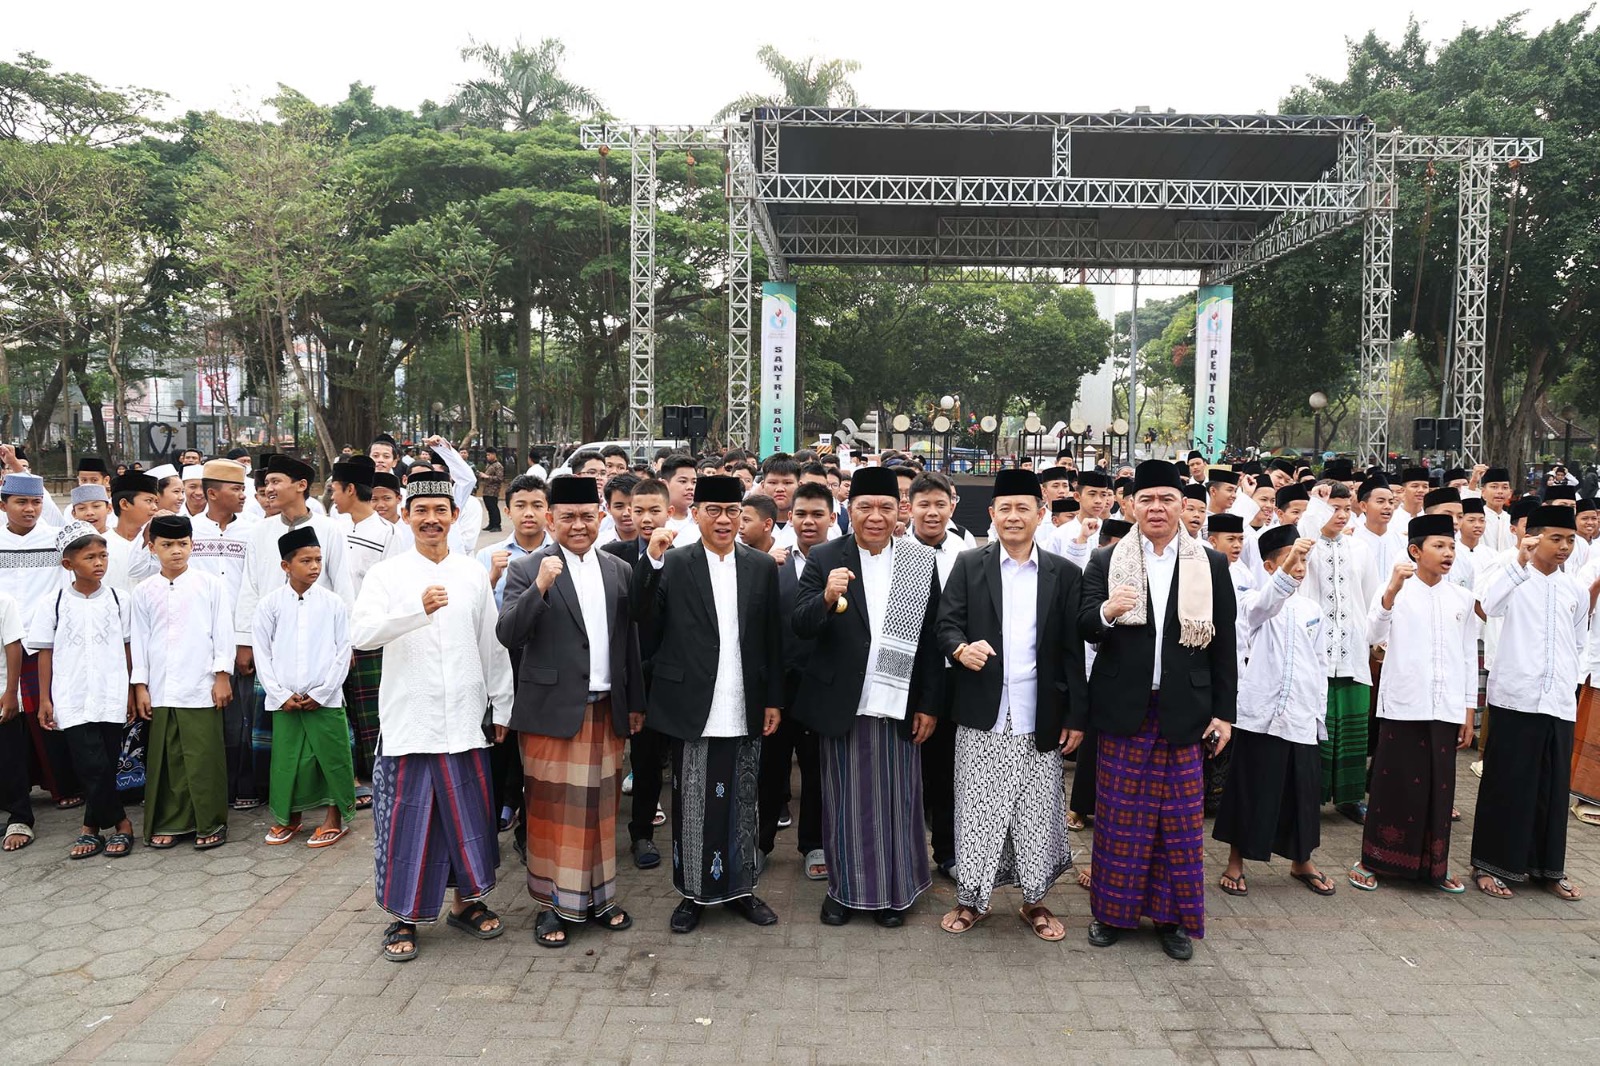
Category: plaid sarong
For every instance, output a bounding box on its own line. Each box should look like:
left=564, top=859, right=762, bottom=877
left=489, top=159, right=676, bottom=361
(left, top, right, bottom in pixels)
left=372, top=746, right=499, bottom=923
left=344, top=648, right=383, bottom=780
left=1090, top=696, right=1206, bottom=938
left=1319, top=678, right=1370, bottom=806
left=520, top=701, right=625, bottom=920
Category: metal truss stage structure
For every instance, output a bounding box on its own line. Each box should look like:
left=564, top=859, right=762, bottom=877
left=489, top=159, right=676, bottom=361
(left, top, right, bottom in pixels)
left=581, top=110, right=1540, bottom=464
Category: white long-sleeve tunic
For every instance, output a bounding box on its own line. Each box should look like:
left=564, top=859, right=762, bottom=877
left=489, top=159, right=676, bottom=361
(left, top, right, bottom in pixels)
left=253, top=583, right=351, bottom=711
left=1299, top=532, right=1378, bottom=685
left=234, top=513, right=354, bottom=638
left=350, top=549, right=512, bottom=755
left=1367, top=576, right=1478, bottom=724
left=1237, top=569, right=1329, bottom=744
left=130, top=568, right=235, bottom=708
left=1482, top=562, right=1588, bottom=721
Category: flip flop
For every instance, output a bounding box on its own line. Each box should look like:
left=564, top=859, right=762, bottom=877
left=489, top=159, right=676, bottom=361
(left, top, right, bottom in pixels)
left=195, top=828, right=228, bottom=851
left=1473, top=871, right=1513, bottom=899
left=1347, top=864, right=1378, bottom=891
left=306, top=826, right=349, bottom=848
left=1217, top=872, right=1248, bottom=897
left=1433, top=874, right=1466, bottom=894
left=69, top=833, right=106, bottom=860
left=1291, top=870, right=1336, bottom=896
left=1547, top=877, right=1583, bottom=902
left=264, top=824, right=302, bottom=845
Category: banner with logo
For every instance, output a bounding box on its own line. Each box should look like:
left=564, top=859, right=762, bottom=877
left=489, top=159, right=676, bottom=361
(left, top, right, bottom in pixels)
left=1193, top=285, right=1233, bottom=461
left=759, top=282, right=797, bottom=456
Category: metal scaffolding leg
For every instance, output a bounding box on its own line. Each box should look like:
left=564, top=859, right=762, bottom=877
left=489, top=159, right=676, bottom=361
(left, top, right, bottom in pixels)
left=726, top=125, right=755, bottom=450
left=1450, top=160, right=1492, bottom=465
left=1358, top=144, right=1396, bottom=465
left=628, top=143, right=658, bottom=454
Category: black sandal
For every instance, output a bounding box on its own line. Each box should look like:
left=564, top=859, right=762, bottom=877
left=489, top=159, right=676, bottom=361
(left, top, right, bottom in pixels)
left=105, top=833, right=134, bottom=858
left=446, top=900, right=504, bottom=940
left=69, top=833, right=106, bottom=860
left=1291, top=870, right=1337, bottom=896
left=194, top=828, right=227, bottom=850
left=534, top=909, right=569, bottom=948
left=382, top=921, right=418, bottom=962
left=146, top=835, right=180, bottom=850
left=591, top=906, right=632, bottom=931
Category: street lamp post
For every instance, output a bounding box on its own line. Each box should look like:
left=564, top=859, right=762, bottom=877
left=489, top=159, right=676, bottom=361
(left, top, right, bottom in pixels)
left=431, top=400, right=444, bottom=438
left=1309, top=391, right=1328, bottom=459
left=939, top=395, right=956, bottom=472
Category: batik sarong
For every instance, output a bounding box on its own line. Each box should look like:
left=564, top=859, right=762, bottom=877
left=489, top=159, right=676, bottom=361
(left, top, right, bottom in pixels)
left=1361, top=718, right=1456, bottom=881
left=670, top=735, right=760, bottom=905
left=372, top=746, right=498, bottom=923
left=953, top=725, right=1072, bottom=913
left=1090, top=697, right=1206, bottom=938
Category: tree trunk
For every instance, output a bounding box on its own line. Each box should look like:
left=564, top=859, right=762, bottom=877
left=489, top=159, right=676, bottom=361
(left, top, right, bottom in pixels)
left=513, top=295, right=531, bottom=460
left=0, top=335, right=12, bottom=441
left=276, top=299, right=338, bottom=472
left=26, top=352, right=67, bottom=461
left=459, top=316, right=480, bottom=452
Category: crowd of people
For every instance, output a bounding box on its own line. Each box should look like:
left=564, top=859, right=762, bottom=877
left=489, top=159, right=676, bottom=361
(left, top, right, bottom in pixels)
left=0, top=434, right=1595, bottom=965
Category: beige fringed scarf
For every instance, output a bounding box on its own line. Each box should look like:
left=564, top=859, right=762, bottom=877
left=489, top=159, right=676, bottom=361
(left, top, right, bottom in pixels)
left=1106, top=526, right=1216, bottom=648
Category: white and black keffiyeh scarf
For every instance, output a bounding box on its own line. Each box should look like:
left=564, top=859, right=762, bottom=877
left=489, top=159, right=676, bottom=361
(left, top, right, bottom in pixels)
left=868, top=537, right=939, bottom=697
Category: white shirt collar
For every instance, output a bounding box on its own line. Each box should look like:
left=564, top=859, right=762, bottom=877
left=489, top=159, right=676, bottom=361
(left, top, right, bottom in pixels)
left=999, top=546, right=1039, bottom=571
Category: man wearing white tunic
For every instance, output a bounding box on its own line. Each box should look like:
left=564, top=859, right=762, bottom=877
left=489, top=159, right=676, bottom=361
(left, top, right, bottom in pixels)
left=935, top=469, right=1086, bottom=941
left=235, top=454, right=354, bottom=639
left=351, top=471, right=513, bottom=962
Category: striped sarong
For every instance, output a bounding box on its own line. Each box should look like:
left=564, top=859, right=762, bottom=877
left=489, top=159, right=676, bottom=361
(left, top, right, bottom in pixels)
left=1319, top=678, right=1370, bottom=806
left=1090, top=697, right=1206, bottom=938
left=520, top=700, right=625, bottom=920
left=344, top=648, right=383, bottom=780
left=820, top=715, right=931, bottom=911
left=671, top=735, right=761, bottom=905
left=372, top=746, right=499, bottom=923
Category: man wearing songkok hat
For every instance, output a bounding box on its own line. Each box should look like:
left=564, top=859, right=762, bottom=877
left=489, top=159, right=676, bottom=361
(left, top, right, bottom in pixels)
left=934, top=469, right=1087, bottom=941
left=350, top=466, right=514, bottom=960
left=1185, top=451, right=1208, bottom=484
left=793, top=466, right=946, bottom=929
left=632, top=475, right=784, bottom=934
left=987, top=466, right=1069, bottom=547
left=1468, top=466, right=1516, bottom=552
left=496, top=476, right=646, bottom=947
left=1467, top=505, right=1591, bottom=901
left=1051, top=469, right=1115, bottom=558
left=1202, top=469, right=1240, bottom=536
left=1348, top=514, right=1477, bottom=893
left=1213, top=525, right=1338, bottom=897
left=1076, top=460, right=1239, bottom=961
left=256, top=527, right=355, bottom=850
left=236, top=454, right=353, bottom=648
left=76, top=456, right=109, bottom=488
left=131, top=514, right=236, bottom=849
left=1393, top=466, right=1431, bottom=527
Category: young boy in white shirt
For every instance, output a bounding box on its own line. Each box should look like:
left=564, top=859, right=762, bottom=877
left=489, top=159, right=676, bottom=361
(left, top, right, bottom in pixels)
left=257, top=528, right=355, bottom=849
left=131, top=515, right=235, bottom=850
left=1213, top=528, right=1336, bottom=896
left=33, top=522, right=135, bottom=859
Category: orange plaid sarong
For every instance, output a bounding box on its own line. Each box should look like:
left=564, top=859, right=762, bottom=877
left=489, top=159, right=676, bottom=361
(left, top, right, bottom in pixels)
left=520, top=699, right=625, bottom=920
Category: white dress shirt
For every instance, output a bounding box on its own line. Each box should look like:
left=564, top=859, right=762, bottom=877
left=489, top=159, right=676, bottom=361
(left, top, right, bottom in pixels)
left=28, top=584, right=132, bottom=729
left=130, top=568, right=236, bottom=708
left=476, top=532, right=550, bottom=609
left=1581, top=558, right=1600, bottom=685
left=1353, top=521, right=1406, bottom=581
left=856, top=540, right=909, bottom=720
left=700, top=548, right=747, bottom=737
left=1101, top=534, right=1178, bottom=689
left=1236, top=570, right=1329, bottom=744
left=1367, top=576, right=1478, bottom=723
left=350, top=549, right=513, bottom=755
left=104, top=527, right=158, bottom=593
left=336, top=510, right=401, bottom=598
left=1228, top=558, right=1257, bottom=674
left=1482, top=562, right=1588, bottom=720
left=253, top=583, right=351, bottom=710
left=1482, top=507, right=1514, bottom=554
left=561, top=545, right=612, bottom=694
left=1299, top=532, right=1378, bottom=685
left=995, top=549, right=1040, bottom=735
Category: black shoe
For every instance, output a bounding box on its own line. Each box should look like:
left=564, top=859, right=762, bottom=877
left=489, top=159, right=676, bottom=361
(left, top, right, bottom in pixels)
left=669, top=899, right=703, bottom=934
left=1336, top=801, right=1367, bottom=825
left=819, top=896, right=851, bottom=926
left=777, top=803, right=793, bottom=829
left=1087, top=920, right=1122, bottom=948
left=873, top=907, right=905, bottom=928
left=1155, top=923, right=1193, bottom=961
left=632, top=839, right=660, bottom=870
left=725, top=895, right=778, bottom=926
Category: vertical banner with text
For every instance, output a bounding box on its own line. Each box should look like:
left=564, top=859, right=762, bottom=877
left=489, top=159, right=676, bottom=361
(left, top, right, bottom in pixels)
left=1194, top=285, right=1233, bottom=461
left=759, top=281, right=798, bottom=456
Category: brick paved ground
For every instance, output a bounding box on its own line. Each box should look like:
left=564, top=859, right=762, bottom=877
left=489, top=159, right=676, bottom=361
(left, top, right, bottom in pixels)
left=4, top=748, right=1598, bottom=1065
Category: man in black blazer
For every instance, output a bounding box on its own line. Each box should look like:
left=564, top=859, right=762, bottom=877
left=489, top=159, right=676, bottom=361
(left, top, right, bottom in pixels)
left=496, top=475, right=646, bottom=949
left=1076, top=460, right=1238, bottom=962
left=633, top=475, right=784, bottom=935
left=602, top=477, right=670, bottom=869
left=757, top=481, right=832, bottom=880
left=792, top=467, right=945, bottom=929
left=934, top=469, right=1087, bottom=941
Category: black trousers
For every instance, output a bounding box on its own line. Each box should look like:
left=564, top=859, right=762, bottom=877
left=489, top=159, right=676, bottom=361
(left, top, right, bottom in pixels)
left=628, top=724, right=670, bottom=842
left=1068, top=727, right=1098, bottom=817
left=920, top=718, right=956, bottom=866
left=758, top=714, right=821, bottom=856
left=63, top=721, right=126, bottom=831
left=0, top=715, right=33, bottom=828
left=482, top=494, right=502, bottom=532
left=1470, top=706, right=1573, bottom=883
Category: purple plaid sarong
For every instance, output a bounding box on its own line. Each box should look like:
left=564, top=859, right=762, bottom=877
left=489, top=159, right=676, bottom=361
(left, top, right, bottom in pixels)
left=1090, top=697, right=1207, bottom=938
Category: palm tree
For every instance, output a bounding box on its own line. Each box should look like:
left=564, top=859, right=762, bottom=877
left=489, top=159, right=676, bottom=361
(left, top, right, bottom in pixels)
left=451, top=37, right=601, bottom=130
left=713, top=45, right=861, bottom=121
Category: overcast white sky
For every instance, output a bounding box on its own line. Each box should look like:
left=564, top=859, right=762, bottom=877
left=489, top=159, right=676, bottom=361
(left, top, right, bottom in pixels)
left=10, top=1, right=1592, bottom=123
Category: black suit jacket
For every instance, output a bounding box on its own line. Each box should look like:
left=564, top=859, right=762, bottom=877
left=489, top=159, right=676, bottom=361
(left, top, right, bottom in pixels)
left=935, top=543, right=1087, bottom=751
left=601, top=538, right=641, bottom=566
left=777, top=551, right=820, bottom=706
left=632, top=541, right=785, bottom=741
left=790, top=536, right=946, bottom=739
left=495, top=544, right=646, bottom=738
left=1076, top=540, right=1238, bottom=744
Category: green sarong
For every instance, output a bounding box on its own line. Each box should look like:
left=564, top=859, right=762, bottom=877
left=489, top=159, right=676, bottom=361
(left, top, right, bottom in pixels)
left=1319, top=678, right=1370, bottom=806
left=268, top=705, right=356, bottom=826
left=145, top=706, right=228, bottom=841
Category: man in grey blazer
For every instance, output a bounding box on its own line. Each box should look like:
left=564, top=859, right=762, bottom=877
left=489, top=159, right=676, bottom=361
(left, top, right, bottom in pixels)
left=497, top=476, right=646, bottom=950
